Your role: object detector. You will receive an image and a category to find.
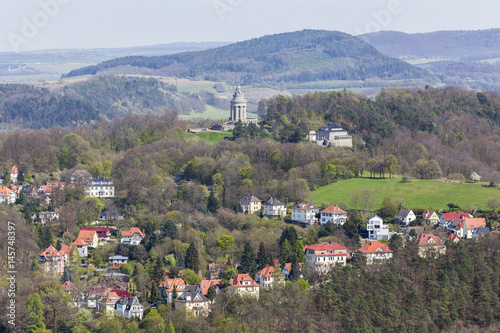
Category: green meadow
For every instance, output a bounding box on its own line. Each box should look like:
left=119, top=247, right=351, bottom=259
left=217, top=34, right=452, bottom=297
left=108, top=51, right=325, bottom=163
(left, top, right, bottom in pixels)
left=310, top=177, right=500, bottom=211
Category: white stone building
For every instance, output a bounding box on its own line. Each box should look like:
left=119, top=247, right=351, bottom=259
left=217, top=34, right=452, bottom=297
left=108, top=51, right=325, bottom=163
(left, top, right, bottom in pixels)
left=85, top=177, right=115, bottom=198
left=367, top=215, right=390, bottom=240
left=315, top=124, right=352, bottom=147
left=319, top=204, right=347, bottom=225
left=304, top=242, right=348, bottom=272
left=262, top=197, right=287, bottom=218
left=291, top=202, right=319, bottom=224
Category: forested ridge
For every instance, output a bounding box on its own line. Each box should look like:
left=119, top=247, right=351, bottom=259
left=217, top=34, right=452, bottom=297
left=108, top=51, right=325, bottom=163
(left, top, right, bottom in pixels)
left=63, top=30, right=432, bottom=84
left=0, top=76, right=226, bottom=129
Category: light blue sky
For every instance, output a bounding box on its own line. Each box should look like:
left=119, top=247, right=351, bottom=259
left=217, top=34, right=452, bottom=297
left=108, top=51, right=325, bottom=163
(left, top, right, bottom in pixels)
left=1, top=0, right=499, bottom=52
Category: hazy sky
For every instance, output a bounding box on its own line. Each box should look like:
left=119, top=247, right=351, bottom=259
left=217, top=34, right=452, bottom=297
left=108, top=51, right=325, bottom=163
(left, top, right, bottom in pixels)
left=0, top=0, right=499, bottom=52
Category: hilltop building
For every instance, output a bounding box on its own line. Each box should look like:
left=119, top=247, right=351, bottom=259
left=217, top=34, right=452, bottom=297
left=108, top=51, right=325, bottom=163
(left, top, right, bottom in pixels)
left=314, top=124, right=352, bottom=147
left=211, top=85, right=257, bottom=131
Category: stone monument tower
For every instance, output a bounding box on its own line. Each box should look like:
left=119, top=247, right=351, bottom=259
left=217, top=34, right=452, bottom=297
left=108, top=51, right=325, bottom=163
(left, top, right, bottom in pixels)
left=230, top=84, right=247, bottom=122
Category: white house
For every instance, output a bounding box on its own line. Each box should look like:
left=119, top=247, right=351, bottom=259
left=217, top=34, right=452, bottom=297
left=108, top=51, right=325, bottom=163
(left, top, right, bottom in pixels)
left=291, top=202, right=319, bottom=224
left=0, top=186, right=16, bottom=204
left=319, top=204, right=347, bottom=225
left=115, top=296, right=143, bottom=320
left=85, top=177, right=115, bottom=198
left=315, top=124, right=353, bottom=147
left=366, top=215, right=389, bottom=240
left=10, top=165, right=19, bottom=183
left=254, top=266, right=284, bottom=288
left=32, top=211, right=59, bottom=225
left=71, top=238, right=89, bottom=257
left=262, top=197, right=287, bottom=218
left=120, top=227, right=146, bottom=245
left=450, top=218, right=487, bottom=239
left=304, top=242, right=349, bottom=272
left=357, top=241, right=393, bottom=264
left=396, top=209, right=416, bottom=225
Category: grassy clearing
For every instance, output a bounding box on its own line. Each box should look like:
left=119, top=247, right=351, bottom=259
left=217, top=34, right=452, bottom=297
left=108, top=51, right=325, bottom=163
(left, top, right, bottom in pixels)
left=186, top=131, right=232, bottom=144
left=310, top=176, right=500, bottom=211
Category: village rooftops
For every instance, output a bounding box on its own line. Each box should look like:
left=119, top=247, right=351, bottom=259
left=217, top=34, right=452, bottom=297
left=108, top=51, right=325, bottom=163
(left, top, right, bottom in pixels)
left=230, top=274, right=260, bottom=287
left=417, top=234, right=445, bottom=246
left=357, top=241, right=393, bottom=254
left=264, top=197, right=284, bottom=206
left=304, top=242, right=348, bottom=254
left=240, top=194, right=261, bottom=202
left=320, top=204, right=347, bottom=214
left=293, top=202, right=317, bottom=210
left=122, top=227, right=145, bottom=238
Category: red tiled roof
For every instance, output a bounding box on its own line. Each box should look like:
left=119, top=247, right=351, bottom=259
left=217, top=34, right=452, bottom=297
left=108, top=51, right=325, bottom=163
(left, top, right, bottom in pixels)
left=10, top=166, right=18, bottom=174
left=158, top=278, right=186, bottom=291
left=63, top=281, right=77, bottom=291
left=304, top=242, right=348, bottom=252
left=0, top=186, right=13, bottom=197
left=77, top=230, right=97, bottom=243
left=357, top=241, right=393, bottom=254
left=320, top=204, right=347, bottom=214
left=122, top=227, right=145, bottom=238
left=105, top=291, right=120, bottom=304
left=293, top=202, right=317, bottom=210
left=72, top=238, right=89, bottom=246
left=60, top=245, right=72, bottom=255
left=422, top=210, right=438, bottom=220
left=417, top=234, right=445, bottom=246
left=256, top=266, right=276, bottom=278
left=231, top=274, right=259, bottom=287
left=111, top=290, right=130, bottom=297
left=464, top=218, right=486, bottom=230
left=441, top=212, right=471, bottom=221
left=448, top=234, right=460, bottom=241
left=198, top=279, right=222, bottom=295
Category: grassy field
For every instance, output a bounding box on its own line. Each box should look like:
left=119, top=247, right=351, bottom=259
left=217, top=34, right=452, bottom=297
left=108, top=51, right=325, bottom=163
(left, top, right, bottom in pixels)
left=186, top=131, right=232, bottom=144
left=310, top=177, right=500, bottom=211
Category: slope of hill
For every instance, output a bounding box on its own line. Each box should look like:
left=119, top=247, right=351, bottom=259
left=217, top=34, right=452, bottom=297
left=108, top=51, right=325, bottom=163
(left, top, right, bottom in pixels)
left=64, top=30, right=432, bottom=85
left=359, top=29, right=500, bottom=61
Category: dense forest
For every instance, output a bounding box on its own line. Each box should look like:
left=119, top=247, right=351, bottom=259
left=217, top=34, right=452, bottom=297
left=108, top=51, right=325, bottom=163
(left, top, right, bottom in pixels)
left=0, top=76, right=227, bottom=128
left=0, top=85, right=499, bottom=332
left=63, top=30, right=432, bottom=85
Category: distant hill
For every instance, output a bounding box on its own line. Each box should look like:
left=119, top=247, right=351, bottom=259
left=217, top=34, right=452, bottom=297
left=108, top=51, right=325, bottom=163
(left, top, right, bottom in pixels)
left=359, top=29, right=500, bottom=61
left=64, top=30, right=431, bottom=84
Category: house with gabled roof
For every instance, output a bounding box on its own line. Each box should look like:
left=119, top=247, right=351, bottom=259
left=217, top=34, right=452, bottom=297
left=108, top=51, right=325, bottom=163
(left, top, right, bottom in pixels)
left=319, top=204, right=347, bottom=225
left=207, top=263, right=227, bottom=280
left=281, top=262, right=303, bottom=280
left=115, top=296, right=143, bottom=320
left=357, top=241, right=393, bottom=264
left=450, top=218, right=487, bottom=239
left=158, top=278, right=187, bottom=303
left=85, top=177, right=115, bottom=198
left=120, top=227, right=145, bottom=245
left=239, top=193, right=262, bottom=214
left=439, top=212, right=472, bottom=227
left=255, top=266, right=284, bottom=288
left=263, top=197, right=286, bottom=218
left=103, top=291, right=121, bottom=313
left=0, top=186, right=16, bottom=204
left=291, top=202, right=319, bottom=224
left=38, top=245, right=69, bottom=275
left=10, top=165, right=18, bottom=183
left=174, top=292, right=210, bottom=317
left=304, top=242, right=349, bottom=272
left=396, top=209, right=416, bottom=225
left=227, top=274, right=260, bottom=298
left=81, top=227, right=111, bottom=241
left=417, top=234, right=446, bottom=258
left=421, top=210, right=439, bottom=225
left=77, top=229, right=98, bottom=248
left=71, top=238, right=89, bottom=257
left=196, top=279, right=222, bottom=297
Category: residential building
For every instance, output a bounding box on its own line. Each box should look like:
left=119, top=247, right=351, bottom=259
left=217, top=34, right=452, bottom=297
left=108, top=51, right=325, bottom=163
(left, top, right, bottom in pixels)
left=32, top=211, right=59, bottom=225
left=281, top=262, right=303, bottom=280
left=158, top=278, right=187, bottom=303
left=319, top=204, right=347, bottom=225
left=255, top=266, right=284, bottom=288
left=174, top=292, right=210, bottom=317
left=120, top=227, right=146, bottom=245
left=421, top=210, right=439, bottom=224
left=227, top=274, right=260, bottom=298
left=315, top=124, right=353, bottom=147
left=417, top=234, right=446, bottom=258
left=103, top=291, right=121, bottom=313
left=262, top=197, right=287, bottom=218
left=207, top=263, right=227, bottom=280
left=109, top=256, right=128, bottom=268
left=38, top=245, right=69, bottom=275
left=115, top=296, right=143, bottom=320
left=81, top=227, right=111, bottom=241
left=62, top=281, right=79, bottom=306
left=357, top=241, right=393, bottom=264
left=439, top=212, right=472, bottom=227
left=396, top=209, right=416, bottom=225
left=367, top=215, right=389, bottom=240
left=0, top=186, right=16, bottom=204
left=472, top=227, right=490, bottom=238
left=71, top=238, right=89, bottom=257
left=450, top=218, right=487, bottom=239
left=77, top=230, right=98, bottom=248
left=85, top=177, right=115, bottom=198
left=291, top=202, right=319, bottom=224
left=196, top=279, right=222, bottom=297
left=239, top=194, right=262, bottom=214
left=99, top=211, right=123, bottom=222
left=404, top=226, right=425, bottom=240
left=304, top=242, right=349, bottom=272
left=10, top=165, right=18, bottom=183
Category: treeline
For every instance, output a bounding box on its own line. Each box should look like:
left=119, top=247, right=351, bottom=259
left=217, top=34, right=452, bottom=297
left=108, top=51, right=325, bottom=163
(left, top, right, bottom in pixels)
left=262, top=86, right=500, bottom=180
left=64, top=30, right=431, bottom=84
left=0, top=76, right=228, bottom=129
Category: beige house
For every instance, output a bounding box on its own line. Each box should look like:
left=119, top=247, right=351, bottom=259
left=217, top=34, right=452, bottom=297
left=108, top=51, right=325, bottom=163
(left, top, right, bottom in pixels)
left=417, top=234, right=446, bottom=258
left=103, top=291, right=120, bottom=313
left=175, top=292, right=210, bottom=317
left=304, top=242, right=348, bottom=272
left=227, top=274, right=260, bottom=299
left=77, top=230, right=98, bottom=248
left=239, top=194, right=262, bottom=214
